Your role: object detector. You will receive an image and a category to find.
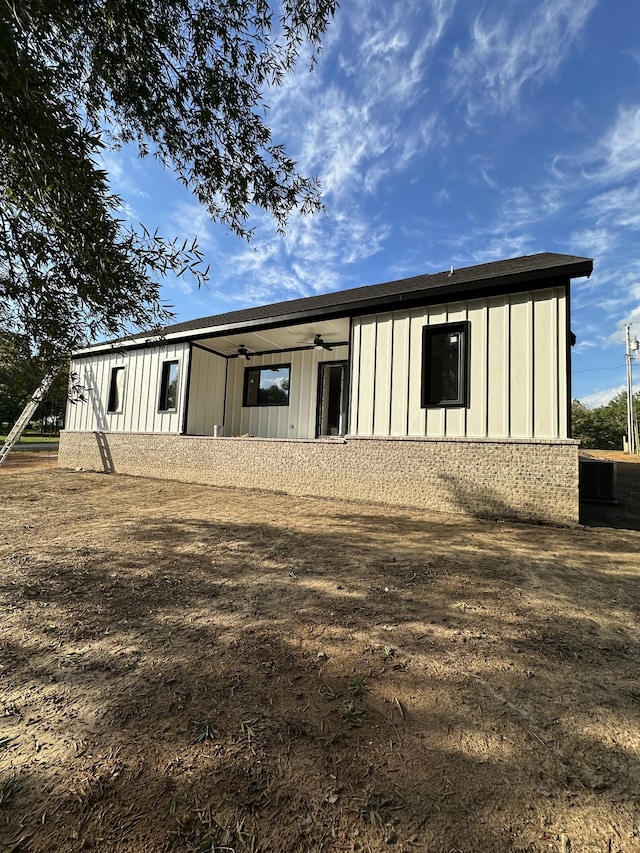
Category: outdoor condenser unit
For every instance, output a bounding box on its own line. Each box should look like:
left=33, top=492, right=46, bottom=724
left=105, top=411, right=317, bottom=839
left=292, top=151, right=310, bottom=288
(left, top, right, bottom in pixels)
left=579, top=458, right=617, bottom=502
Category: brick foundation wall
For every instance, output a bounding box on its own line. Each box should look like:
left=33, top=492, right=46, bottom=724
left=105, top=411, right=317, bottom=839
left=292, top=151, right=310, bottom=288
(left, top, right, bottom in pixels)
left=58, top=431, right=579, bottom=525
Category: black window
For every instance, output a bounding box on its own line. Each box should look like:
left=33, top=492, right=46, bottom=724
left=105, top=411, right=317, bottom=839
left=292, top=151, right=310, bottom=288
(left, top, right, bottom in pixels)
left=107, top=366, right=125, bottom=413
left=158, top=360, right=179, bottom=411
left=243, top=364, right=291, bottom=407
left=421, top=322, right=470, bottom=408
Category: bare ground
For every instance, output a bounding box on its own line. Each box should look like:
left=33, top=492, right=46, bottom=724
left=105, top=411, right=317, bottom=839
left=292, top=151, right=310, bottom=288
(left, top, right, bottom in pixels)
left=0, top=459, right=639, bottom=852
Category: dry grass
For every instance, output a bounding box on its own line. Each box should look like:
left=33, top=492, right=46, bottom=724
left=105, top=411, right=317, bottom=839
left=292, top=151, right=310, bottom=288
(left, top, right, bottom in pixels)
left=0, top=463, right=639, bottom=852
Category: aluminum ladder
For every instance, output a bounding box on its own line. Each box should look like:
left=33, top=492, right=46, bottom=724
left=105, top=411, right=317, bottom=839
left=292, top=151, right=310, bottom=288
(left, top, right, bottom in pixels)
left=0, top=372, right=56, bottom=466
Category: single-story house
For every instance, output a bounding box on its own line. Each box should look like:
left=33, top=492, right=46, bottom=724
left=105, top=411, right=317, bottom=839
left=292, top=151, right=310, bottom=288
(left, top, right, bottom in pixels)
left=59, top=252, right=593, bottom=524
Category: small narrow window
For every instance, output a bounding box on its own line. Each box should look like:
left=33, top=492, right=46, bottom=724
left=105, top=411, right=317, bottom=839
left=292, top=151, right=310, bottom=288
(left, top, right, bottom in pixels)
left=243, top=364, right=291, bottom=407
left=421, top=322, right=470, bottom=408
left=107, top=366, right=125, bottom=413
left=159, top=360, right=179, bottom=411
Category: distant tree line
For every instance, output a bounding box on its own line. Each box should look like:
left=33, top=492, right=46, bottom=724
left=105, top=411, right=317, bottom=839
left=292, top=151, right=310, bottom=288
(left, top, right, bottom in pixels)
left=572, top=392, right=640, bottom=450
left=0, top=332, right=68, bottom=433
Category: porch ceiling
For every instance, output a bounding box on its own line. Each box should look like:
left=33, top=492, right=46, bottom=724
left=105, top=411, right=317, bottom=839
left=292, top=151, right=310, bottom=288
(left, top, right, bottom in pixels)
left=193, top=317, right=351, bottom=357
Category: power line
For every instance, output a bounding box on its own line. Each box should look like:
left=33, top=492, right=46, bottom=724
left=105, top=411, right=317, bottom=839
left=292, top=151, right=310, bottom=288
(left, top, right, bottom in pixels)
left=573, top=364, right=625, bottom=373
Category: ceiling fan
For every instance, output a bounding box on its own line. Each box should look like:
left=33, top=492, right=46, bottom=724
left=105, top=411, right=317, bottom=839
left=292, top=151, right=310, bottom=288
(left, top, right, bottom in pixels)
left=236, top=344, right=253, bottom=360
left=313, top=334, right=333, bottom=351
left=296, top=333, right=333, bottom=351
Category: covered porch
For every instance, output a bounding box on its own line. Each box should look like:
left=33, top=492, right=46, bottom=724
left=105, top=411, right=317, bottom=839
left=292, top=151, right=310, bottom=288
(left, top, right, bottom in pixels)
left=184, top=317, right=350, bottom=440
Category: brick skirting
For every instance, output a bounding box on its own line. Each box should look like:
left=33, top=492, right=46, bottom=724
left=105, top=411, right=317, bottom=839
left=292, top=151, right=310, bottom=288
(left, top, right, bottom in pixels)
left=58, top=431, right=579, bottom=525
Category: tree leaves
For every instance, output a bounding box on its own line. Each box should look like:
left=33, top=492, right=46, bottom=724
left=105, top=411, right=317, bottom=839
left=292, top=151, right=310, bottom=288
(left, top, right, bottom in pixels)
left=0, top=0, right=337, bottom=358
left=572, top=393, right=639, bottom=450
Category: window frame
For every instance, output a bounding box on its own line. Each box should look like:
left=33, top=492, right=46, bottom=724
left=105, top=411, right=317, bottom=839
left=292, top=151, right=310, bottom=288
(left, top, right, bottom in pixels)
left=421, top=321, right=470, bottom=409
left=242, top=363, right=291, bottom=408
left=107, top=365, right=126, bottom=414
left=158, top=360, right=180, bottom=413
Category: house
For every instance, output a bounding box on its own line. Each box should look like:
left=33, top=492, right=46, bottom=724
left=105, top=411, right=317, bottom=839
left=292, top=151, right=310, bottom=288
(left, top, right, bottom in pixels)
left=59, top=252, right=593, bottom=524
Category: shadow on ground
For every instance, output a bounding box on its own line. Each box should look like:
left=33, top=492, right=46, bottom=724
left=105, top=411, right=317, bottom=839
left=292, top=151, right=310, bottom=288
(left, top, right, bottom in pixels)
left=0, top=470, right=639, bottom=853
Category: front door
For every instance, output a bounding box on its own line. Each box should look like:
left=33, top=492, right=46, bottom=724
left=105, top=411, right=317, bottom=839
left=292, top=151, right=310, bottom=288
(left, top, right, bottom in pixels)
left=316, top=361, right=348, bottom=437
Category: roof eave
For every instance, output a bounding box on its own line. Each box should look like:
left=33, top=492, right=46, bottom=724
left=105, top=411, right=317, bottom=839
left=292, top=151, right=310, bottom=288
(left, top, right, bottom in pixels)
left=71, top=256, right=593, bottom=358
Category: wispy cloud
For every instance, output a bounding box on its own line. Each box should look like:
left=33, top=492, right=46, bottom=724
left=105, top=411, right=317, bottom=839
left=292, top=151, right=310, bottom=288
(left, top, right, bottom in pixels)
left=568, top=227, right=616, bottom=263
left=467, top=233, right=537, bottom=266
left=591, top=105, right=640, bottom=184
left=204, top=2, right=457, bottom=308
left=167, top=201, right=216, bottom=253
left=295, top=86, right=392, bottom=198
left=205, top=200, right=393, bottom=311
left=456, top=97, right=640, bottom=330
left=597, top=188, right=640, bottom=231
left=449, top=0, right=598, bottom=121
left=537, top=108, right=640, bottom=326
left=549, top=105, right=640, bottom=201
left=276, top=6, right=452, bottom=203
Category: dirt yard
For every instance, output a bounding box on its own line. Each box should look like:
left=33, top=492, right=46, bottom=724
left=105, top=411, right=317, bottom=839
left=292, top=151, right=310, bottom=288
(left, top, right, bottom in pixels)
left=0, top=461, right=639, bottom=852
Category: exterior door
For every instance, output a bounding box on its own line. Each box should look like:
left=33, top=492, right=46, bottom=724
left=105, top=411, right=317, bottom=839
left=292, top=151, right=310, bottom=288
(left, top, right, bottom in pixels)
left=316, top=361, right=348, bottom=437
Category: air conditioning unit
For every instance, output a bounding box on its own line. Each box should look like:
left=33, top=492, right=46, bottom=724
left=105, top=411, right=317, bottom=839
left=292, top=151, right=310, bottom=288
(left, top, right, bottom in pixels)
left=579, top=458, right=617, bottom=502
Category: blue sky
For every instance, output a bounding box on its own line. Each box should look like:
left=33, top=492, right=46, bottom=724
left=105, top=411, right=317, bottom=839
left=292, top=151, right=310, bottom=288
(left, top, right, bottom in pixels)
left=107, top=0, right=640, bottom=407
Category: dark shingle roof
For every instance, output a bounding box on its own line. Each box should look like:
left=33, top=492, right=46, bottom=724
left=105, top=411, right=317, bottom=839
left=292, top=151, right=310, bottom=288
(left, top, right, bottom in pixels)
left=165, top=252, right=592, bottom=337
left=80, top=252, right=592, bottom=353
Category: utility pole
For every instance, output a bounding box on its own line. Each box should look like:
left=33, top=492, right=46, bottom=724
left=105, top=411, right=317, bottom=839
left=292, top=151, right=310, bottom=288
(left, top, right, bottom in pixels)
left=625, top=324, right=639, bottom=455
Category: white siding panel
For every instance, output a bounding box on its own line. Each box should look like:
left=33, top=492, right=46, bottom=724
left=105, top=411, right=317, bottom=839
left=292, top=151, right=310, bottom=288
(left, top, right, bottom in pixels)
left=122, top=349, right=141, bottom=431
left=465, top=301, right=488, bottom=438
left=224, top=358, right=240, bottom=435
left=389, top=313, right=410, bottom=436
left=533, top=291, right=558, bottom=438
left=509, top=294, right=533, bottom=438
left=186, top=347, right=226, bottom=435
left=292, top=349, right=314, bottom=437
left=86, top=357, right=109, bottom=430
left=373, top=314, right=393, bottom=435
left=349, top=320, right=361, bottom=434
left=82, top=360, right=95, bottom=431
left=65, top=286, right=569, bottom=443
left=557, top=291, right=568, bottom=438
left=487, top=297, right=509, bottom=438
left=65, top=360, right=86, bottom=431
left=65, top=343, right=189, bottom=434
left=123, top=352, right=139, bottom=432
left=351, top=287, right=567, bottom=440
left=65, top=363, right=80, bottom=430
left=139, top=351, right=153, bottom=433
left=357, top=318, right=377, bottom=435
left=406, top=309, right=426, bottom=436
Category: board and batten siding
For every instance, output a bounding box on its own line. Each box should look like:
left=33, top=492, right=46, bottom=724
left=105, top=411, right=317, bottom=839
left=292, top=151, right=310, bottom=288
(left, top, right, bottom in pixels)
left=185, top=346, right=226, bottom=435
left=349, top=288, right=568, bottom=439
left=65, top=342, right=190, bottom=434
left=224, top=346, right=349, bottom=439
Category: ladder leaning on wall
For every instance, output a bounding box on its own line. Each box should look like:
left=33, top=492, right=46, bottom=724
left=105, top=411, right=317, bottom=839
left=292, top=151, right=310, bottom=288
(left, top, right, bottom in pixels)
left=0, top=372, right=56, bottom=467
